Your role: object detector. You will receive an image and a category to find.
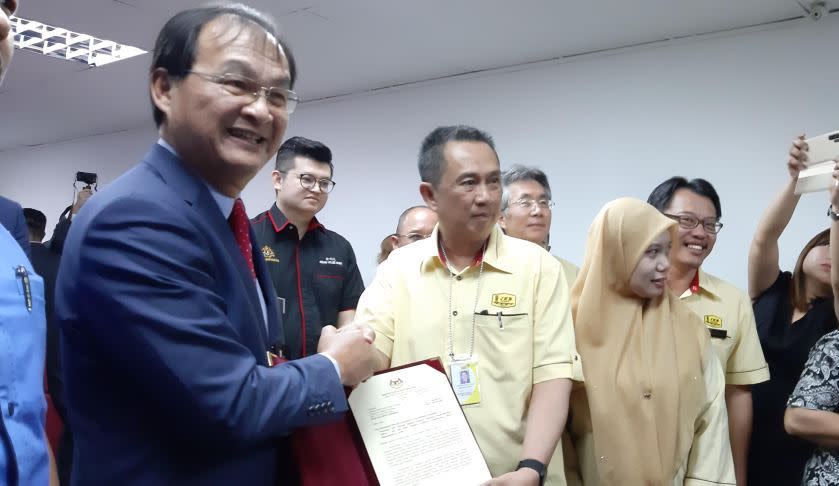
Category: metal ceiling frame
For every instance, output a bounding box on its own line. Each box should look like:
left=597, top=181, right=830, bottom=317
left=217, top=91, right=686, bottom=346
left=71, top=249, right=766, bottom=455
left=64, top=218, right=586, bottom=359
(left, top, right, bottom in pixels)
left=10, top=16, right=147, bottom=67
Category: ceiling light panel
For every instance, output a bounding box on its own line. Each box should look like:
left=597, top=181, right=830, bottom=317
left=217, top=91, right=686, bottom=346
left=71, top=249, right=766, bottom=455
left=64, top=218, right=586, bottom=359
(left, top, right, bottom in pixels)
left=11, top=16, right=147, bottom=67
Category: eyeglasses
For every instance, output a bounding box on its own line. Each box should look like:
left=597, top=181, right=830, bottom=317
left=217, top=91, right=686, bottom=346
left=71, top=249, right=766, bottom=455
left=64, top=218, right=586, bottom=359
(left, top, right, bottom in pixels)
left=664, top=213, right=723, bottom=234
left=187, top=71, right=299, bottom=114
left=511, top=198, right=554, bottom=210
left=281, top=171, right=335, bottom=193
left=394, top=232, right=432, bottom=243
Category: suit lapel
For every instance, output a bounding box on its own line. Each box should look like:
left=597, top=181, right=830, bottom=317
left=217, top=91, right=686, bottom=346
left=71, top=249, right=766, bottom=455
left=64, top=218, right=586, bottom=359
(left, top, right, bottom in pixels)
left=145, top=145, right=270, bottom=349
left=197, top=190, right=270, bottom=348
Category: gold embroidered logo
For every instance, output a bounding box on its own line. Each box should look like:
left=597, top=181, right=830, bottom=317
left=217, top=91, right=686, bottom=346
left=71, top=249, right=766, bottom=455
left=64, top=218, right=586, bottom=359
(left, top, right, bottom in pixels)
left=491, top=293, right=516, bottom=308
left=704, top=315, right=723, bottom=328
left=261, top=245, right=279, bottom=263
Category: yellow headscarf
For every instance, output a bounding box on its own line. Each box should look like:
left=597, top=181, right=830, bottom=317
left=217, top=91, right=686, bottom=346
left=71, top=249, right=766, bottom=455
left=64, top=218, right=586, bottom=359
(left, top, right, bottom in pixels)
left=571, top=198, right=709, bottom=484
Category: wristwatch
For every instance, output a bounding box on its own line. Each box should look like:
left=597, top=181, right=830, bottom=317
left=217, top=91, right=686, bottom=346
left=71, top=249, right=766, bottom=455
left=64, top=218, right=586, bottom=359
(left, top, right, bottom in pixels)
left=516, top=459, right=547, bottom=486
left=828, top=205, right=839, bottom=222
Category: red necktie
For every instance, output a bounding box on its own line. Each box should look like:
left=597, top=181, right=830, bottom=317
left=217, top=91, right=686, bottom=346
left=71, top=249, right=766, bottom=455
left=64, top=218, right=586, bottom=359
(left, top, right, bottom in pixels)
left=229, top=198, right=256, bottom=278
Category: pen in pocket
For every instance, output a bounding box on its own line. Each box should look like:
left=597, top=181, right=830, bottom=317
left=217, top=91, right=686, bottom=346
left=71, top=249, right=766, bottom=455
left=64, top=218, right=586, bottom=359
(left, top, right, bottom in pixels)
left=15, top=266, right=32, bottom=312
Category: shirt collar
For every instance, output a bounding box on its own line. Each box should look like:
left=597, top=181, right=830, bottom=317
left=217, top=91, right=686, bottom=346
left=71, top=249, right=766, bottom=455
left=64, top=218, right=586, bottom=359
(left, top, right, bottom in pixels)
left=268, top=203, right=324, bottom=234
left=205, top=185, right=236, bottom=219
left=157, top=138, right=236, bottom=218
left=157, top=137, right=177, bottom=157
left=680, top=268, right=721, bottom=299
left=421, top=224, right=512, bottom=274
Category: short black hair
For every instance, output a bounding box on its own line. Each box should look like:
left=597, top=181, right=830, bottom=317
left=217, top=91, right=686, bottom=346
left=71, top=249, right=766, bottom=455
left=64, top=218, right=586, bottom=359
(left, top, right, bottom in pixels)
left=150, top=3, right=296, bottom=127
left=418, top=125, right=497, bottom=187
left=646, top=177, right=722, bottom=219
left=23, top=208, right=46, bottom=241
left=275, top=136, right=334, bottom=175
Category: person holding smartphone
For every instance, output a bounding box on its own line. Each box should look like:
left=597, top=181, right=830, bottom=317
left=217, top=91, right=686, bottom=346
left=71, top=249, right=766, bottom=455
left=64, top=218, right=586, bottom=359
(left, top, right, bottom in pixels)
left=748, top=136, right=839, bottom=485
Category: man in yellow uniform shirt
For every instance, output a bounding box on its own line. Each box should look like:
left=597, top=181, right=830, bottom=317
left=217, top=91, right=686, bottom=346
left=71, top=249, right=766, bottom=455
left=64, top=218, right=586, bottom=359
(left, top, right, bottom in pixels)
left=497, top=163, right=584, bottom=485
left=355, top=126, right=576, bottom=486
left=498, top=164, right=579, bottom=288
left=648, top=177, right=769, bottom=486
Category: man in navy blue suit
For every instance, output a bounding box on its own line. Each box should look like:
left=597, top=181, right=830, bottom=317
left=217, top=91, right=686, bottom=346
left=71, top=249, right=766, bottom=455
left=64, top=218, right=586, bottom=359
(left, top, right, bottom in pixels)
left=54, top=5, right=378, bottom=485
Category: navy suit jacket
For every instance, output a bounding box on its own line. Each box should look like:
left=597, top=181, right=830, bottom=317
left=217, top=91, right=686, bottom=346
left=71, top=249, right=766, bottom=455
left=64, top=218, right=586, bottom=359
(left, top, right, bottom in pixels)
left=55, top=145, right=347, bottom=485
left=0, top=195, right=31, bottom=259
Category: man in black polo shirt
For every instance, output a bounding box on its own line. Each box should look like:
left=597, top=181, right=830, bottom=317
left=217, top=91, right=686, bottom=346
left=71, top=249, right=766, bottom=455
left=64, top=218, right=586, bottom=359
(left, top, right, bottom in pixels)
left=252, top=136, right=364, bottom=360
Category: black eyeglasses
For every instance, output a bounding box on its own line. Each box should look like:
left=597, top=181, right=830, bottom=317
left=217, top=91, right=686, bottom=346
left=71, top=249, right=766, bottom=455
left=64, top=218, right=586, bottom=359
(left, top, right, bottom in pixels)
left=281, top=171, right=335, bottom=193
left=187, top=71, right=299, bottom=113
left=664, top=213, right=723, bottom=234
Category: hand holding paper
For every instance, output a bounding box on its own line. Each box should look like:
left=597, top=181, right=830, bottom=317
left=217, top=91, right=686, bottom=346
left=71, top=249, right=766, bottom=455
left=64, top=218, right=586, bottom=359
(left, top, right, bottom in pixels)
left=348, top=360, right=492, bottom=486
left=481, top=469, right=540, bottom=486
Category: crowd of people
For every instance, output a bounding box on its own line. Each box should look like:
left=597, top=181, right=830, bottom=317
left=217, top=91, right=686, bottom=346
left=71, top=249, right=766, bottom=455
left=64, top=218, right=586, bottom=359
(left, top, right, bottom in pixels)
left=2, top=2, right=839, bottom=486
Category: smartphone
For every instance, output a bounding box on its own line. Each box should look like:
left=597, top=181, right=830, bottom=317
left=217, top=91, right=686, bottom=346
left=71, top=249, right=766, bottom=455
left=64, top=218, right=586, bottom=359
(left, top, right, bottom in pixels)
left=804, top=130, right=839, bottom=165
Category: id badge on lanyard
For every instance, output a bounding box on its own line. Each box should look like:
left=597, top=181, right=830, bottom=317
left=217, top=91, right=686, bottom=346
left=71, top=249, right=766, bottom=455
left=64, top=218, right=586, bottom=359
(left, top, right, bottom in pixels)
left=449, top=354, right=481, bottom=405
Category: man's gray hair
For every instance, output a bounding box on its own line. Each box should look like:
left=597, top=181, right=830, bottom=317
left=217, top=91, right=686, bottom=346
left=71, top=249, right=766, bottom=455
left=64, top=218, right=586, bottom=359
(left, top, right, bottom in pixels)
left=500, top=164, right=552, bottom=211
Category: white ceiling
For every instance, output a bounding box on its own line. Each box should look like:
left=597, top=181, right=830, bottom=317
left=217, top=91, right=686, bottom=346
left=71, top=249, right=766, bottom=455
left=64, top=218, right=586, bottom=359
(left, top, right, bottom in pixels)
left=0, top=0, right=829, bottom=152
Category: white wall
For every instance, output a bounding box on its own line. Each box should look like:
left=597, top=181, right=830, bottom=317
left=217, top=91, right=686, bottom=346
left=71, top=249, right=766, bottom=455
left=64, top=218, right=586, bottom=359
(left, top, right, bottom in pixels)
left=2, top=15, right=837, bottom=289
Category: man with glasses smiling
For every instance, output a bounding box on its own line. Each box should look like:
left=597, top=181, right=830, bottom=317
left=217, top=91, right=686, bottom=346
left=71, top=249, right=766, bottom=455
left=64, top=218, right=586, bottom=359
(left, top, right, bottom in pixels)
left=252, top=136, right=365, bottom=361
left=499, top=165, right=579, bottom=288
left=54, top=6, right=379, bottom=484
left=648, top=176, right=768, bottom=486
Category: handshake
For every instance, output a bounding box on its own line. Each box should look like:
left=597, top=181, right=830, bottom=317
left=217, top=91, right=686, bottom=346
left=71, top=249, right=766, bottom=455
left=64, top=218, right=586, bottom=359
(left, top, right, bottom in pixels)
left=317, top=323, right=383, bottom=387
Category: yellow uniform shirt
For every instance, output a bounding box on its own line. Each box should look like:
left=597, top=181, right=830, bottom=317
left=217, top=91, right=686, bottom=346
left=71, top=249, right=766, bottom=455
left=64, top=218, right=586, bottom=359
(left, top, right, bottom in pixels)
left=680, top=269, right=769, bottom=386
left=355, top=225, right=577, bottom=484
left=569, top=343, right=735, bottom=485
left=551, top=255, right=584, bottom=486
left=555, top=256, right=579, bottom=290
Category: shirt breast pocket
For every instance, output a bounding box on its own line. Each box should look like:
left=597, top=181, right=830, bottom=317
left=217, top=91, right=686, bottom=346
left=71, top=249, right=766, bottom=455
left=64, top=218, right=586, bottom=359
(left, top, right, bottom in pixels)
left=474, top=310, right=529, bottom=330
left=312, top=273, right=344, bottom=309
left=708, top=326, right=737, bottom=365
left=314, top=273, right=344, bottom=291
left=474, top=310, right=531, bottom=353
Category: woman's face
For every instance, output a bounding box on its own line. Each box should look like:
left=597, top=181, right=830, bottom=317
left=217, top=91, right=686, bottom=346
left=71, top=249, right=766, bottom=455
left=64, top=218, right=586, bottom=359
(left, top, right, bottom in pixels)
left=629, top=231, right=672, bottom=299
left=802, top=243, right=831, bottom=288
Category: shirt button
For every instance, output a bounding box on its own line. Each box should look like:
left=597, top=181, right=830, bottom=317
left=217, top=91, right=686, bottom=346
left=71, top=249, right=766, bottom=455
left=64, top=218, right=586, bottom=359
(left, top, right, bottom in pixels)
left=452, top=311, right=458, bottom=316
left=456, top=275, right=462, bottom=281
left=642, top=391, right=652, bottom=399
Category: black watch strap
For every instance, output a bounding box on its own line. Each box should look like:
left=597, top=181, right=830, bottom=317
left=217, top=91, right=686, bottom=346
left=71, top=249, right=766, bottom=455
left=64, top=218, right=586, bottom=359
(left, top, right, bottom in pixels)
left=516, top=459, right=546, bottom=486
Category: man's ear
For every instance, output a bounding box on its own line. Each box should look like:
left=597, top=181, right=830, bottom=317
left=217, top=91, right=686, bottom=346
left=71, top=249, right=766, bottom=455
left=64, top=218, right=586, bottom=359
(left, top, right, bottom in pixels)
left=150, top=68, right=174, bottom=122
left=271, top=170, right=284, bottom=191
left=419, top=182, right=438, bottom=212
left=498, top=212, right=508, bottom=232
left=388, top=234, right=399, bottom=250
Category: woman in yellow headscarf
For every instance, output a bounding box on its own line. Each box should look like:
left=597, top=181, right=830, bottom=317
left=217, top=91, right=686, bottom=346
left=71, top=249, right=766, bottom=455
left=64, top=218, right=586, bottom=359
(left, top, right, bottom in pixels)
left=567, top=198, right=734, bottom=485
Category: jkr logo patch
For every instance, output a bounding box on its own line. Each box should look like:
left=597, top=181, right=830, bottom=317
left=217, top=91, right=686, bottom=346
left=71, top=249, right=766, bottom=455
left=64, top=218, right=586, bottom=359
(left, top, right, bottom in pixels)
left=491, top=293, right=516, bottom=308
left=704, top=315, right=723, bottom=328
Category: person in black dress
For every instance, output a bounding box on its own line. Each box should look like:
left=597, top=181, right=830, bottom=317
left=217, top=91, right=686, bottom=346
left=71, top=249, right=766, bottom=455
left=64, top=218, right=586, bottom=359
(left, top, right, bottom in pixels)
left=784, top=161, right=839, bottom=486
left=747, top=136, right=839, bottom=485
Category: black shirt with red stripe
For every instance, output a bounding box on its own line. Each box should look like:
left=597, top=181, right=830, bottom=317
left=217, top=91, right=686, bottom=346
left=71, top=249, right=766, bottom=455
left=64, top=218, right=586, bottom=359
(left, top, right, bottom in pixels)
left=251, top=204, right=364, bottom=360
